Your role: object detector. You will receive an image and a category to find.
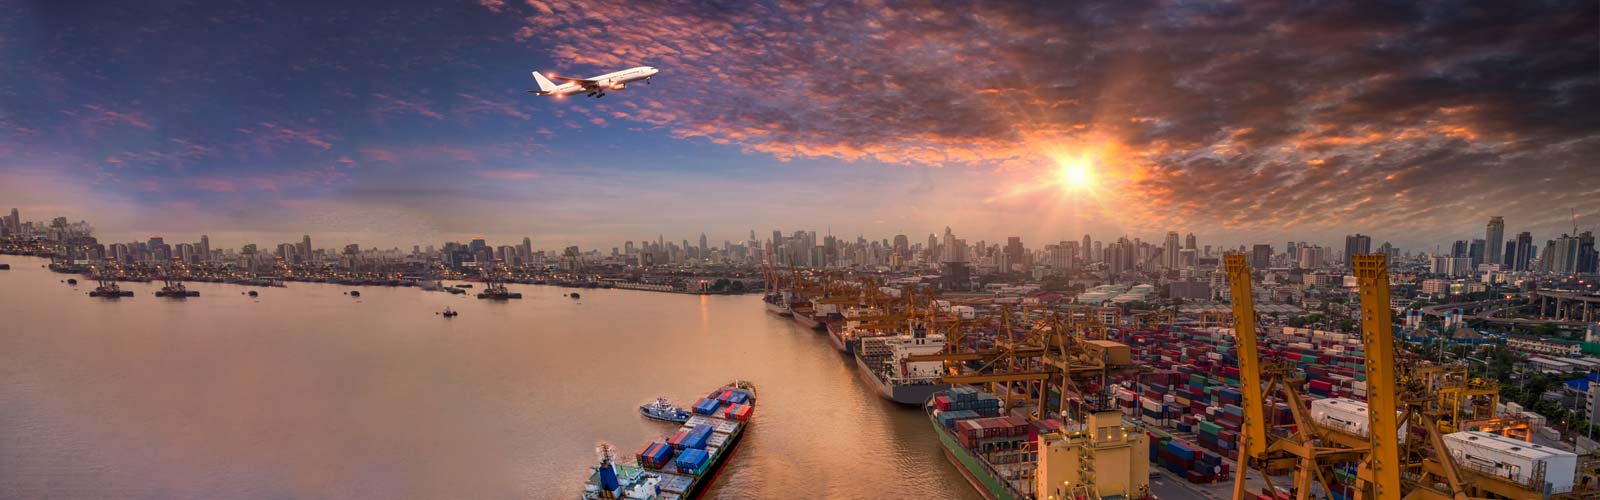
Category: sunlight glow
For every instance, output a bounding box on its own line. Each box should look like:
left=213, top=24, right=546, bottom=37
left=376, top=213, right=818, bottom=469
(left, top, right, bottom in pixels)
left=1055, top=158, right=1096, bottom=193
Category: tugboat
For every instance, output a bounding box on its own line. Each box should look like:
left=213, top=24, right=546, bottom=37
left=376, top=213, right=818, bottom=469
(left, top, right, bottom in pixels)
left=440, top=307, right=459, bottom=318
left=88, top=279, right=134, bottom=298
left=638, top=398, right=691, bottom=424
left=476, top=279, right=522, bottom=300
left=154, top=279, right=200, bottom=298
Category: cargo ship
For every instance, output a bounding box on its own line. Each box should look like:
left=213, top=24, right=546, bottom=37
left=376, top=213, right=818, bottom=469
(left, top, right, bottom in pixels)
left=762, top=291, right=792, bottom=316
left=155, top=279, right=200, bottom=298
left=825, top=306, right=890, bottom=354
left=88, top=279, right=134, bottom=298
left=854, top=327, right=948, bottom=405
left=580, top=381, right=756, bottom=499
left=927, top=385, right=1155, bottom=500
left=476, top=280, right=522, bottom=300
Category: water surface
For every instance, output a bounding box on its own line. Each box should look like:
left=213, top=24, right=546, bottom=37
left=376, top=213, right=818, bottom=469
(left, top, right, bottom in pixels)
left=0, top=256, right=982, bottom=499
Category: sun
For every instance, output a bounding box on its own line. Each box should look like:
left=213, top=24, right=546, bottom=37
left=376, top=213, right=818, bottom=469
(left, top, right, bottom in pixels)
left=1054, top=156, right=1097, bottom=193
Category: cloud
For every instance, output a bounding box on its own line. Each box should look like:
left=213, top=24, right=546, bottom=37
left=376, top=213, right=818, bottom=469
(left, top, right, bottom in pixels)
left=369, top=92, right=445, bottom=122
left=472, top=169, right=540, bottom=180
left=489, top=0, right=1600, bottom=240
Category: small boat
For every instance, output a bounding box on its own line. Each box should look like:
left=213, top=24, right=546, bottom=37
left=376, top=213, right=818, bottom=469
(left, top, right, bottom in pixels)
left=248, top=290, right=259, bottom=297
left=570, top=292, right=581, bottom=299
left=638, top=397, right=691, bottom=424
left=0, top=263, right=11, bottom=270
left=350, top=290, right=361, bottom=297
left=66, top=278, right=78, bottom=285
left=441, top=308, right=459, bottom=317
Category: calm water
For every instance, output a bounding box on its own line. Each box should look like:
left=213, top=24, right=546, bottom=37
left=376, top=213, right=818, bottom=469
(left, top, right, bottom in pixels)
left=0, top=256, right=982, bottom=500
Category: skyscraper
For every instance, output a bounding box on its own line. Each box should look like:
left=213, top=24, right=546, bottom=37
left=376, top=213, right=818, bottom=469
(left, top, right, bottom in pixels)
left=1164, top=231, right=1180, bottom=270
left=198, top=234, right=211, bottom=262
left=1468, top=239, right=1485, bottom=268
left=1513, top=232, right=1534, bottom=271
left=1251, top=244, right=1272, bottom=269
left=1004, top=236, right=1024, bottom=270
left=1343, top=234, right=1370, bottom=269
left=698, top=233, right=708, bottom=260
left=1485, top=216, right=1505, bottom=266
left=301, top=235, right=313, bottom=261
left=1184, top=233, right=1197, bottom=250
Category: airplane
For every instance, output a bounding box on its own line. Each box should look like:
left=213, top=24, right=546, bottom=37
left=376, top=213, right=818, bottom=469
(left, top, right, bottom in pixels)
left=528, top=66, right=659, bottom=98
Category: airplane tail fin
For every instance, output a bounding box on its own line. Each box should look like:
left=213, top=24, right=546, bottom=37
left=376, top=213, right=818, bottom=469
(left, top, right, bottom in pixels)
left=531, top=71, right=559, bottom=93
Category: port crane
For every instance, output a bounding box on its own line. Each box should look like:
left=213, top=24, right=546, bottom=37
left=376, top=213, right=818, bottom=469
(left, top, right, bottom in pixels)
left=1229, top=254, right=1594, bottom=500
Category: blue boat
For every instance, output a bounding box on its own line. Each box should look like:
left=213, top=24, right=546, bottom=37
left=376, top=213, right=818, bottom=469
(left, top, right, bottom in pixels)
left=639, top=397, right=691, bottom=424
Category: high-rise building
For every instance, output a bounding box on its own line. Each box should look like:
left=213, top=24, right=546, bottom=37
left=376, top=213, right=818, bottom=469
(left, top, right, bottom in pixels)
left=1004, top=237, right=1025, bottom=270
left=1164, top=231, right=1180, bottom=270
left=1081, top=234, right=1092, bottom=263
left=1184, top=233, right=1197, bottom=250
left=301, top=235, right=313, bottom=261
left=1579, top=231, right=1597, bottom=274
left=1250, top=244, right=1272, bottom=269
left=198, top=235, right=211, bottom=262
left=1343, top=234, right=1371, bottom=269
left=1451, top=240, right=1470, bottom=259
left=1485, top=216, right=1505, bottom=266
left=1468, top=239, right=1486, bottom=268
left=1512, top=232, right=1534, bottom=271
left=1297, top=245, right=1326, bottom=269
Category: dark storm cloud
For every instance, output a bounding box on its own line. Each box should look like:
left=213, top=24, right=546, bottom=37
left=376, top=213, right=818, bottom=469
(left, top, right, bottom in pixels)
left=499, top=0, right=1599, bottom=236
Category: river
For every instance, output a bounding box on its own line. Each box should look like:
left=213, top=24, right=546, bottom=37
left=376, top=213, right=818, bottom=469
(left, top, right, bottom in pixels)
left=0, top=256, right=982, bottom=499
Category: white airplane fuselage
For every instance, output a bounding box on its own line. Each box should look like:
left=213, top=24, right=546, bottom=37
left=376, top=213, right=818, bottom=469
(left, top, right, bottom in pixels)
left=531, top=66, right=658, bottom=98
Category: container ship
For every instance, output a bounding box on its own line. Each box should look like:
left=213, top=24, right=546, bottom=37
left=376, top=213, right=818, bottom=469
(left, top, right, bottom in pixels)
left=762, top=291, right=792, bottom=316
left=580, top=381, right=756, bottom=499
left=854, top=327, right=949, bottom=405
left=927, top=385, right=1154, bottom=500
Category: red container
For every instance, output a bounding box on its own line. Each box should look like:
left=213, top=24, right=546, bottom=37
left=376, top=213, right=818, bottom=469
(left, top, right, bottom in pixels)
left=933, top=395, right=951, bottom=411
left=667, top=429, right=689, bottom=449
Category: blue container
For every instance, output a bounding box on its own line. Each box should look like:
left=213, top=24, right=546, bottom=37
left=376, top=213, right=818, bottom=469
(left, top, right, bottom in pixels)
left=674, top=448, right=709, bottom=472
left=684, top=424, right=713, bottom=449
left=693, top=398, right=722, bottom=415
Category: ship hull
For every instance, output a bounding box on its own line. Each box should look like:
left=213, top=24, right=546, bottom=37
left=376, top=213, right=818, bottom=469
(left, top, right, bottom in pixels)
left=764, top=301, right=792, bottom=317
left=681, top=421, right=744, bottom=498
left=826, top=325, right=854, bottom=354
left=853, top=354, right=947, bottom=405
left=792, top=311, right=824, bottom=330
left=930, top=411, right=1022, bottom=500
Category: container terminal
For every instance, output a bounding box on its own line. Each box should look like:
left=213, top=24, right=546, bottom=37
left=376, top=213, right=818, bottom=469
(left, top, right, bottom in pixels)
left=765, top=254, right=1600, bottom=500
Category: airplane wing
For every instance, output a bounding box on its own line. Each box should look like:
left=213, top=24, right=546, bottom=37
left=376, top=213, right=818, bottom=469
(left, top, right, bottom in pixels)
left=548, top=75, right=598, bottom=85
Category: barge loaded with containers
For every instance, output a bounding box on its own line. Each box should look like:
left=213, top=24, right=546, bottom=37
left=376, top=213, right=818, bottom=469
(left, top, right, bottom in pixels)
left=580, top=381, right=756, bottom=500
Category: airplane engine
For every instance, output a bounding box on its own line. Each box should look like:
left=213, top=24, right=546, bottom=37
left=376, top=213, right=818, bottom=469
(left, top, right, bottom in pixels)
left=611, top=82, right=627, bottom=90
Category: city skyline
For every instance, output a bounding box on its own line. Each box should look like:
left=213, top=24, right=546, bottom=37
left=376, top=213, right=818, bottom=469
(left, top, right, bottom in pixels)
left=7, top=205, right=1594, bottom=273
left=3, top=2, right=1597, bottom=251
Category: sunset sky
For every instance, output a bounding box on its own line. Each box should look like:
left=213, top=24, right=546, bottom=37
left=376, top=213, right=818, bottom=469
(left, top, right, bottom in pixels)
left=2, top=1, right=1596, bottom=251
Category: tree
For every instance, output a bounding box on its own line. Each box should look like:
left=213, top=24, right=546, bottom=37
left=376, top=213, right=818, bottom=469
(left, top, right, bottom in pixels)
left=728, top=281, right=746, bottom=294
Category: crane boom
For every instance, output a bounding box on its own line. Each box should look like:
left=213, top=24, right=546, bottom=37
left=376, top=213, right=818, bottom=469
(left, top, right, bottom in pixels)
left=1353, top=254, right=1402, bottom=499
left=1223, top=254, right=1268, bottom=459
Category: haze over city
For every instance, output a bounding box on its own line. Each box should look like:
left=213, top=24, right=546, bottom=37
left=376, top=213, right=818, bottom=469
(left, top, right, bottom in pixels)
left=2, top=1, right=1595, bottom=250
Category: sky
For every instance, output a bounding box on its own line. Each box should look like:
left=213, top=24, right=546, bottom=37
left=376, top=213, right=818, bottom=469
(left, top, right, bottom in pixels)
left=1, top=0, right=1597, bottom=252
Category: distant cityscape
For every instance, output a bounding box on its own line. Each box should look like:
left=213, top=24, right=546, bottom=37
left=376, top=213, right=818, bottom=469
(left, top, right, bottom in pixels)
left=2, top=206, right=1594, bottom=281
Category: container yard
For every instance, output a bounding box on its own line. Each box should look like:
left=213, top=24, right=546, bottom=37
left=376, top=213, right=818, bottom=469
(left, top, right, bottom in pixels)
left=765, top=253, right=1600, bottom=500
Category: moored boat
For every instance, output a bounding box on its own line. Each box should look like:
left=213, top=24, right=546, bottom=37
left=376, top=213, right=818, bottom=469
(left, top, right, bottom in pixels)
left=853, top=327, right=949, bottom=405
left=638, top=397, right=691, bottom=424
